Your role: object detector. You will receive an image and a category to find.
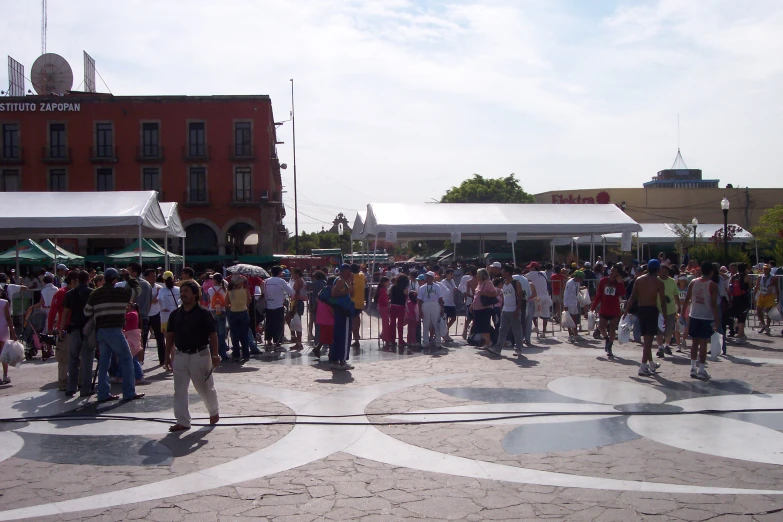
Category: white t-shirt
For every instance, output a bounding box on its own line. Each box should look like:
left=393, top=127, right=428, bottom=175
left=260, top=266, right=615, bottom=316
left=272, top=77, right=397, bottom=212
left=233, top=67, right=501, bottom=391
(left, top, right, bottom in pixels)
left=418, top=283, right=442, bottom=304
left=458, top=274, right=472, bottom=293
left=512, top=275, right=532, bottom=302
left=159, top=285, right=181, bottom=323
left=264, top=277, right=293, bottom=310
left=149, top=283, right=162, bottom=316
left=40, top=283, right=58, bottom=307
left=501, top=280, right=518, bottom=312
left=526, top=271, right=549, bottom=300
left=439, top=279, right=457, bottom=307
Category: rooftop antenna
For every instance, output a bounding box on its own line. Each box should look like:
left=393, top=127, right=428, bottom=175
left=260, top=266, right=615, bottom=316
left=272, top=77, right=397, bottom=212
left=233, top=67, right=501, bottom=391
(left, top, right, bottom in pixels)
left=677, top=113, right=680, bottom=151
left=41, top=0, right=47, bottom=55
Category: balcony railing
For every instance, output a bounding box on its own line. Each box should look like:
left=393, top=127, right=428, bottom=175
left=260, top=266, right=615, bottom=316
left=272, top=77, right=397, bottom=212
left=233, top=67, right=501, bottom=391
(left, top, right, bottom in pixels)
left=0, top=146, right=23, bottom=165
left=229, top=144, right=256, bottom=161
left=136, top=145, right=165, bottom=162
left=230, top=189, right=278, bottom=206
left=182, top=145, right=211, bottom=162
left=90, top=146, right=118, bottom=163
left=42, top=146, right=71, bottom=164
left=183, top=189, right=210, bottom=206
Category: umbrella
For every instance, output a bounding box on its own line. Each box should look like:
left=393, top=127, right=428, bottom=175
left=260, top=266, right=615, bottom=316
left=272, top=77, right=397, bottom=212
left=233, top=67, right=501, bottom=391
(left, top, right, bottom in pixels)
left=227, top=264, right=270, bottom=278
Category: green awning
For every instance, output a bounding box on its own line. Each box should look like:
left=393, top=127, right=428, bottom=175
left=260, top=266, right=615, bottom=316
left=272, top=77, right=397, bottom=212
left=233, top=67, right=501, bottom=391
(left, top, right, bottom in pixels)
left=40, top=239, right=84, bottom=263
left=108, top=239, right=183, bottom=263
left=0, top=239, right=57, bottom=265
left=311, top=249, right=342, bottom=257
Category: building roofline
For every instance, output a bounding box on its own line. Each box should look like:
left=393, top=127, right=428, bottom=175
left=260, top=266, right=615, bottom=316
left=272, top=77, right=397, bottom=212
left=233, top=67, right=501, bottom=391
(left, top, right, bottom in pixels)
left=1, top=93, right=271, bottom=103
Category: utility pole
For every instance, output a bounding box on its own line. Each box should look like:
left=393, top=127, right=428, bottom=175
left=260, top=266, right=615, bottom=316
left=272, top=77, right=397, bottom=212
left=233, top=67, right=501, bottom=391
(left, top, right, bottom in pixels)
left=290, top=78, right=299, bottom=255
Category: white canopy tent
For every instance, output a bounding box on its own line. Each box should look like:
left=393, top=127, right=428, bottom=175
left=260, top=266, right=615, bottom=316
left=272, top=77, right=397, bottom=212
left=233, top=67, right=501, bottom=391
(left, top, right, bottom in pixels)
left=360, top=202, right=642, bottom=268
left=350, top=211, right=368, bottom=264
left=159, top=201, right=187, bottom=271
left=550, top=223, right=755, bottom=263
left=0, top=191, right=186, bottom=270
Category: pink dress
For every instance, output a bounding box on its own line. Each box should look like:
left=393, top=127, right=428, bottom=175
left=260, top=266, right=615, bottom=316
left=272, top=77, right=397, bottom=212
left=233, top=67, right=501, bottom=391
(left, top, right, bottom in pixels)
left=377, top=286, right=391, bottom=342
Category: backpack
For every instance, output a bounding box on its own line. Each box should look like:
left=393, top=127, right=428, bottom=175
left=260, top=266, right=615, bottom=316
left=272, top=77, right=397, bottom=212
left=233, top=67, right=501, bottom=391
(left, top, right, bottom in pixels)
left=730, top=274, right=748, bottom=297
left=210, top=288, right=226, bottom=314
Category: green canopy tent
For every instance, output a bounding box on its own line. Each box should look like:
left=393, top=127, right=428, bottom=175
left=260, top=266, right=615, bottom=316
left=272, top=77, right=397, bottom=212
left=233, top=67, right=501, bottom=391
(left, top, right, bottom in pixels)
left=39, top=239, right=84, bottom=264
left=0, top=238, right=58, bottom=265
left=107, top=239, right=183, bottom=264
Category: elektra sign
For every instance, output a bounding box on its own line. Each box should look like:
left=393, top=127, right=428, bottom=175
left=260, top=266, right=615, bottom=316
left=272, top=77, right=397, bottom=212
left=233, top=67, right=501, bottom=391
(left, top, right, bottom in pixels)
left=551, top=191, right=611, bottom=204
left=0, top=102, right=81, bottom=112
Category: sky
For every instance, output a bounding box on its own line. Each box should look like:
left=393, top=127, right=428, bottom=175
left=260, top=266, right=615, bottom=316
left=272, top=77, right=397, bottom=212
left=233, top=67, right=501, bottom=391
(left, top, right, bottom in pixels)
left=2, top=0, right=782, bottom=232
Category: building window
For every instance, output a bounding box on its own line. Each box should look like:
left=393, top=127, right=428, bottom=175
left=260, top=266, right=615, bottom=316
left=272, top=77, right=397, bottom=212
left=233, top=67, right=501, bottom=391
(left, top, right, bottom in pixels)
left=234, top=122, right=251, bottom=156
left=49, top=169, right=66, bottom=191
left=2, top=124, right=20, bottom=159
left=96, top=122, right=113, bottom=157
left=188, top=122, right=205, bottom=157
left=49, top=123, right=66, bottom=158
left=234, top=166, right=252, bottom=201
left=142, top=122, right=159, bottom=157
left=188, top=166, right=207, bottom=202
left=142, top=167, right=161, bottom=193
left=1, top=169, right=19, bottom=191
left=96, top=168, right=114, bottom=191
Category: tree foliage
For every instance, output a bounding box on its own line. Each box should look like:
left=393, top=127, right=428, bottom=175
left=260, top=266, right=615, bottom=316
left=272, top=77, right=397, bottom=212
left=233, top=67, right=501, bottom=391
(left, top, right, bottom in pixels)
left=752, top=205, right=783, bottom=244
left=441, top=174, right=535, bottom=204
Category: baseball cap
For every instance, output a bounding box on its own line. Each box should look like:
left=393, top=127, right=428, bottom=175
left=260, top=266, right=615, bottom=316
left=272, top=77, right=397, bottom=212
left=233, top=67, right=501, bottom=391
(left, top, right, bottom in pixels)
left=426, top=271, right=436, bottom=277
left=719, top=266, right=728, bottom=273
left=56, top=264, right=67, bottom=271
left=648, top=259, right=661, bottom=270
left=417, top=274, right=426, bottom=281
left=104, top=268, right=119, bottom=280
left=632, top=259, right=640, bottom=265
left=573, top=271, right=585, bottom=279
left=570, top=262, right=577, bottom=268
left=491, top=262, right=502, bottom=269
left=584, top=261, right=591, bottom=268
left=528, top=262, right=540, bottom=270
left=162, top=270, right=174, bottom=280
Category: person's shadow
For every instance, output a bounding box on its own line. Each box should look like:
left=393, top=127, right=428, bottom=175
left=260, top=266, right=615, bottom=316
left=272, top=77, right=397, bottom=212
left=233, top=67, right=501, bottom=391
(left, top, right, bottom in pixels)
left=159, top=426, right=214, bottom=458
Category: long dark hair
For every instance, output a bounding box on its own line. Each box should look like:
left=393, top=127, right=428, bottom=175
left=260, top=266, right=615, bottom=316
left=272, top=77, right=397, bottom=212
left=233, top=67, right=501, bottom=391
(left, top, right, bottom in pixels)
left=393, top=273, right=409, bottom=291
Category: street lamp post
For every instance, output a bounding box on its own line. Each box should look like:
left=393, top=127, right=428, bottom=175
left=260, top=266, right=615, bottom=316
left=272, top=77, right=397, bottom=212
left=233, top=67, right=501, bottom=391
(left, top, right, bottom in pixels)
left=691, top=217, right=698, bottom=247
left=721, top=197, right=730, bottom=263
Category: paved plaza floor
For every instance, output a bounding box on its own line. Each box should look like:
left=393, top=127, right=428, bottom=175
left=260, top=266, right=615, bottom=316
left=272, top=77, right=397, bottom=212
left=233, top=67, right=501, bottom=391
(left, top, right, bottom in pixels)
left=2, top=322, right=783, bottom=521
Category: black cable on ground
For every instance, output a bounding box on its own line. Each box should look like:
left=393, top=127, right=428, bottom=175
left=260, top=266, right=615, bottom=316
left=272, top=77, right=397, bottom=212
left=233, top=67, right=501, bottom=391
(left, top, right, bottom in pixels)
left=1, top=407, right=781, bottom=428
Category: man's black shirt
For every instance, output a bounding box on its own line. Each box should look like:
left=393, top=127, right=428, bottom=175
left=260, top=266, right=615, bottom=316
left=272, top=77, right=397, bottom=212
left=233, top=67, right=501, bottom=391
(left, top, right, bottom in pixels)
left=167, top=304, right=216, bottom=351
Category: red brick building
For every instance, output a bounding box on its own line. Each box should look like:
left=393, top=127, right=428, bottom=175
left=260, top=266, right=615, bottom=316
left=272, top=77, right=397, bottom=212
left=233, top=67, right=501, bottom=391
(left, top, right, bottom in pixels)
left=0, top=93, right=286, bottom=258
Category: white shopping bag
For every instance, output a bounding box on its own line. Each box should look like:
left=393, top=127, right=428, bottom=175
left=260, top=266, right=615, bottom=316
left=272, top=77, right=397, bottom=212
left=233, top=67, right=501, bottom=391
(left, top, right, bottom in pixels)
left=0, top=340, right=25, bottom=367
left=658, top=313, right=665, bottom=333
left=578, top=289, right=591, bottom=307
left=289, top=313, right=303, bottom=332
left=439, top=316, right=449, bottom=338
left=677, top=316, right=686, bottom=334
left=769, top=305, right=782, bottom=322
left=618, top=315, right=632, bottom=345
left=561, top=310, right=576, bottom=329
left=709, top=332, right=722, bottom=359
left=587, top=311, right=596, bottom=331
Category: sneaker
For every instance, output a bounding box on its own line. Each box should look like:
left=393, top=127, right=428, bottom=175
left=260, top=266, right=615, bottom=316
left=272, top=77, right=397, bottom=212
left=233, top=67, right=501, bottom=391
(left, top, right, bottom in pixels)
left=697, top=368, right=711, bottom=380
left=540, top=332, right=547, bottom=339
left=513, top=348, right=521, bottom=356
left=567, top=335, right=574, bottom=343
left=340, top=361, right=355, bottom=370
left=607, top=351, right=614, bottom=359
left=656, top=348, right=665, bottom=359
left=593, top=329, right=602, bottom=340
left=650, top=361, right=661, bottom=370
left=1, top=375, right=9, bottom=384
left=690, top=368, right=698, bottom=379
left=664, top=346, right=673, bottom=356
left=533, top=325, right=539, bottom=334
left=638, top=366, right=652, bottom=377
left=487, top=345, right=502, bottom=356
left=329, top=362, right=342, bottom=370
left=736, top=336, right=747, bottom=345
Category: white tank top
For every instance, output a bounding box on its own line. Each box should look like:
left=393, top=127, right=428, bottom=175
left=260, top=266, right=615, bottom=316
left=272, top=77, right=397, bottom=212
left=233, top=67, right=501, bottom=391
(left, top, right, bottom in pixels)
left=690, top=279, right=714, bottom=321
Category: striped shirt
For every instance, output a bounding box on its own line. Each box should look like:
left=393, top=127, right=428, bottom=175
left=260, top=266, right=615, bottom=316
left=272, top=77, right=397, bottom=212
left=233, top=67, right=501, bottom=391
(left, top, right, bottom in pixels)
left=84, top=278, right=140, bottom=330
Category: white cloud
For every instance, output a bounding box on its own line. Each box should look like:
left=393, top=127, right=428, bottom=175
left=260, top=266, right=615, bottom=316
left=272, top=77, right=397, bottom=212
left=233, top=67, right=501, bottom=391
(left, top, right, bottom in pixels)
left=2, top=0, right=782, bottom=231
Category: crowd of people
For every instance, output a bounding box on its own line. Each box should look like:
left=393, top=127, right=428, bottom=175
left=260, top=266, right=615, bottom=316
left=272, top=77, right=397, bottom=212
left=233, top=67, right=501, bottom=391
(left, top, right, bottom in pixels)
left=0, top=253, right=780, bottom=404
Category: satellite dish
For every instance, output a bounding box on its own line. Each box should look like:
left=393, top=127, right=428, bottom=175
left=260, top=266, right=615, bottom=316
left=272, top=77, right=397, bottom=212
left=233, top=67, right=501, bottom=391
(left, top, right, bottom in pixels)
left=30, top=53, right=73, bottom=95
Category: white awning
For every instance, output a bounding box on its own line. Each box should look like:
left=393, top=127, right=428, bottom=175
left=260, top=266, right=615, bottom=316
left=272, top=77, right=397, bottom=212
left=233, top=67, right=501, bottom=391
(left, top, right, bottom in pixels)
left=361, top=203, right=641, bottom=240
left=551, top=223, right=754, bottom=246
left=0, top=191, right=172, bottom=238
left=159, top=202, right=187, bottom=238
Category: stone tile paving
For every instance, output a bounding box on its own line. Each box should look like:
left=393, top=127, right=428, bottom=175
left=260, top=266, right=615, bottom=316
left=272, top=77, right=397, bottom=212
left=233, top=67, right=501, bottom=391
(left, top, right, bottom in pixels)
left=1, top=328, right=782, bottom=521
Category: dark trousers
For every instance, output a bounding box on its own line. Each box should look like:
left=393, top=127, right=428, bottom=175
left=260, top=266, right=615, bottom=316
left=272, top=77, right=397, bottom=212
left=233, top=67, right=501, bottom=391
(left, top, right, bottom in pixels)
left=145, top=314, right=166, bottom=364
left=227, top=310, right=250, bottom=359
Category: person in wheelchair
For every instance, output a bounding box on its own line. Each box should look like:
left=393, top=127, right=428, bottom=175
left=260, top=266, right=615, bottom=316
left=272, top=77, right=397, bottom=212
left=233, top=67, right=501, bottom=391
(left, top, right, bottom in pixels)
left=22, top=301, right=55, bottom=360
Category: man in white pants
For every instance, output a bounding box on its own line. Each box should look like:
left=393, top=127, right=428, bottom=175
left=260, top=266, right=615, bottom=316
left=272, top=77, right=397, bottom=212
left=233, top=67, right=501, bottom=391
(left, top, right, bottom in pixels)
left=164, top=281, right=220, bottom=433
left=418, top=271, right=444, bottom=352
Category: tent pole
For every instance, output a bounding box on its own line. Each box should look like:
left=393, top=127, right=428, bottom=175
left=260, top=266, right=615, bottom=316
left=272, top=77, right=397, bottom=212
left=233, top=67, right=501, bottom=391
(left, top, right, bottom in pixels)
left=15, top=234, right=20, bottom=285
left=453, top=240, right=457, bottom=264
left=755, top=238, right=759, bottom=266
left=182, top=237, right=186, bottom=269
left=138, top=224, right=143, bottom=268
left=590, top=234, right=594, bottom=265
left=603, top=238, right=606, bottom=261
left=164, top=233, right=170, bottom=273
left=511, top=238, right=517, bottom=267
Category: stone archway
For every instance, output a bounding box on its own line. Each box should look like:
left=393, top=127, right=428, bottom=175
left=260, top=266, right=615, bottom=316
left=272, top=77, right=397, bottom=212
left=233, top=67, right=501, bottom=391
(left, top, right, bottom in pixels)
left=221, top=217, right=262, bottom=256
left=183, top=218, right=221, bottom=256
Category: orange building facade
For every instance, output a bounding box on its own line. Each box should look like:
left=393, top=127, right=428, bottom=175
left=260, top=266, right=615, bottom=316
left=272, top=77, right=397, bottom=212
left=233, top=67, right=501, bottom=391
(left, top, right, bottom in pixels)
left=0, top=93, right=286, bottom=258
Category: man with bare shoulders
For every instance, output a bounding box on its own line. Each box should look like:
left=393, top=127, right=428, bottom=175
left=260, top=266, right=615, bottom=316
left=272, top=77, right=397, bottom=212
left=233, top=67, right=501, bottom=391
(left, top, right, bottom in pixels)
left=625, top=260, right=666, bottom=377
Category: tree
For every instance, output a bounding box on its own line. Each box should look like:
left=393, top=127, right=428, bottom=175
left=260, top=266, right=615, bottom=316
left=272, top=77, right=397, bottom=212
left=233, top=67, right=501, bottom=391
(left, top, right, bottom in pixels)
left=752, top=205, right=783, bottom=263
left=441, top=174, right=535, bottom=203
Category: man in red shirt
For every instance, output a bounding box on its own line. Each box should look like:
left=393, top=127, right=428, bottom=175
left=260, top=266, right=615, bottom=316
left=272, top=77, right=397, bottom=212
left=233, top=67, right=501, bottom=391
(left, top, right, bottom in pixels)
left=550, top=267, right=566, bottom=319
left=49, top=271, right=78, bottom=391
left=590, top=264, right=625, bottom=359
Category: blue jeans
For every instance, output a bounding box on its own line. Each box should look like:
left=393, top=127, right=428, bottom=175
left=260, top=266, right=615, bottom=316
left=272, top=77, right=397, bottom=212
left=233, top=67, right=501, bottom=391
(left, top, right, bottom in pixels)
left=213, top=312, right=229, bottom=359
left=111, top=354, right=143, bottom=381
left=97, top=327, right=136, bottom=400
left=524, top=301, right=535, bottom=344
left=227, top=310, right=250, bottom=359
